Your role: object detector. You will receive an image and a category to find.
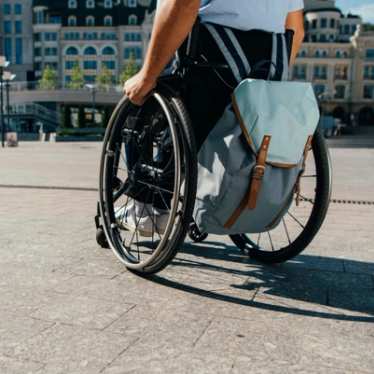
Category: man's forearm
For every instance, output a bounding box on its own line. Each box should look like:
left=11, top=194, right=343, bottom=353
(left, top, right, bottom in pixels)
left=142, top=0, right=200, bottom=81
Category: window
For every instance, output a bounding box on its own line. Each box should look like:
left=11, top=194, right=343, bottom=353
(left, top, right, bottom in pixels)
left=84, top=75, right=96, bottom=83
left=34, top=48, right=42, bottom=57
left=124, top=32, right=142, bottom=42
left=45, top=32, right=58, bottom=41
left=314, top=84, right=325, bottom=96
left=4, top=21, right=12, bottom=34
left=66, top=46, right=79, bottom=55
left=314, top=65, right=327, bottom=80
left=14, top=3, right=22, bottom=14
left=84, top=46, right=97, bottom=55
left=65, top=61, right=77, bottom=70
left=15, top=38, right=23, bottom=64
left=35, top=10, right=44, bottom=24
left=3, top=3, right=11, bottom=15
left=334, top=85, right=346, bottom=99
left=34, top=33, right=41, bottom=42
left=102, top=46, right=115, bottom=55
left=101, top=32, right=117, bottom=40
left=124, top=47, right=142, bottom=59
left=330, top=19, right=335, bottom=28
left=15, top=21, right=22, bottom=34
left=86, top=0, right=95, bottom=9
left=363, top=85, right=374, bottom=99
left=45, top=47, right=58, bottom=56
left=364, top=66, right=374, bottom=80
left=321, top=18, right=327, bottom=28
left=84, top=61, right=97, bottom=70
left=311, top=20, right=317, bottom=29
left=128, top=0, right=137, bottom=7
left=293, top=65, right=307, bottom=80
left=68, top=0, right=77, bottom=8
left=319, top=34, right=326, bottom=42
left=104, top=0, right=113, bottom=8
left=50, top=15, right=61, bottom=24
left=102, top=61, right=116, bottom=69
left=128, top=15, right=137, bottom=25
left=335, top=65, right=348, bottom=80
left=68, top=15, right=77, bottom=26
left=86, top=16, right=95, bottom=26
left=344, top=25, right=350, bottom=34
left=366, top=49, right=374, bottom=59
left=4, top=38, right=12, bottom=62
left=104, top=15, right=113, bottom=26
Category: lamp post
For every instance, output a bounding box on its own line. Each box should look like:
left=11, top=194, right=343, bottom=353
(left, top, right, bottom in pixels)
left=85, top=83, right=97, bottom=125
left=3, top=71, right=16, bottom=135
left=0, top=56, right=10, bottom=148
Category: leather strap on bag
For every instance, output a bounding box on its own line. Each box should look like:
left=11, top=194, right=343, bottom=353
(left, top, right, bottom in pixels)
left=224, top=135, right=271, bottom=229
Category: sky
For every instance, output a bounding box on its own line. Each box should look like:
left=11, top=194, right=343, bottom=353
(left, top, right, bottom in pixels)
left=336, top=0, right=374, bottom=23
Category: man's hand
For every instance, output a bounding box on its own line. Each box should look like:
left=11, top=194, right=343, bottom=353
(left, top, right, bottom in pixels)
left=123, top=70, right=157, bottom=106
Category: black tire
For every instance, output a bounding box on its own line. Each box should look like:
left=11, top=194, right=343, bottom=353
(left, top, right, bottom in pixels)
left=98, top=84, right=197, bottom=275
left=96, top=227, right=110, bottom=249
left=230, top=131, right=332, bottom=264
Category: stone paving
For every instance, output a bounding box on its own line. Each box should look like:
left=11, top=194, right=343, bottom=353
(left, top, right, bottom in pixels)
left=0, top=142, right=374, bottom=374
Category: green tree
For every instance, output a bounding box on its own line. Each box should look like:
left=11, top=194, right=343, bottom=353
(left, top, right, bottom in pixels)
left=96, top=66, right=113, bottom=89
left=119, top=53, right=139, bottom=85
left=68, top=64, right=85, bottom=90
left=38, top=65, right=58, bottom=90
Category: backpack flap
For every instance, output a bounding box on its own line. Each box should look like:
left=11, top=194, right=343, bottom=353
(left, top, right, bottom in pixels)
left=232, top=79, right=320, bottom=166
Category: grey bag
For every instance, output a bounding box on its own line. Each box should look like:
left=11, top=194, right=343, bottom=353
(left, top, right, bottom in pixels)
left=193, top=25, right=319, bottom=235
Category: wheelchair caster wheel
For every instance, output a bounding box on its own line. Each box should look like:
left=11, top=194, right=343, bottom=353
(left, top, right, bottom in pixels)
left=188, top=222, right=208, bottom=243
left=96, top=227, right=110, bottom=249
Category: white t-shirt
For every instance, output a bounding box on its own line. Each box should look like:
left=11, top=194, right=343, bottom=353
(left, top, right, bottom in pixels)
left=199, top=0, right=304, bottom=32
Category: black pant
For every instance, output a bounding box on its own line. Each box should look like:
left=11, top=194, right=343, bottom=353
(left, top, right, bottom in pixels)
left=183, top=24, right=275, bottom=150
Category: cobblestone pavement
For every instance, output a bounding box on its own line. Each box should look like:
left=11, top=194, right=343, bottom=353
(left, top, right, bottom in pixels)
left=0, top=142, right=373, bottom=374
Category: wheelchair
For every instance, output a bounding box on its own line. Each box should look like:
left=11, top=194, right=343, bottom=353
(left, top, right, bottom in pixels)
left=95, top=26, right=332, bottom=276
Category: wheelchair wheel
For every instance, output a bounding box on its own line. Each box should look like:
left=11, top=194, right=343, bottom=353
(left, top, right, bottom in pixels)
left=98, top=85, right=197, bottom=275
left=230, top=130, right=332, bottom=263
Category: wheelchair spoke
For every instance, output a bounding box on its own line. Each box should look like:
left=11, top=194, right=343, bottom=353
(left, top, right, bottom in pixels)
left=282, top=217, right=291, bottom=245
left=267, top=231, right=275, bottom=251
left=287, top=211, right=305, bottom=229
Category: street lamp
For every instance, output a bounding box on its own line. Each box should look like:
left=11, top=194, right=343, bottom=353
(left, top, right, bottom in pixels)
left=0, top=56, right=10, bottom=148
left=85, top=83, right=97, bottom=125
left=3, top=71, right=16, bottom=135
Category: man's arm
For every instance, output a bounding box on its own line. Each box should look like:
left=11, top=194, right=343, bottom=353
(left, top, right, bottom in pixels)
left=285, top=10, right=305, bottom=66
left=124, top=0, right=200, bottom=105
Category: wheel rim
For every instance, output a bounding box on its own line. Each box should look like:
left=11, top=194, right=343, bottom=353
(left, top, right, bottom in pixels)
left=100, top=93, right=186, bottom=270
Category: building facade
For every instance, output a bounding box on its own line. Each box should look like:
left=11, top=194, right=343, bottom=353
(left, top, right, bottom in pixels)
left=32, top=0, right=156, bottom=85
left=294, top=0, right=374, bottom=125
left=0, top=0, right=34, bottom=81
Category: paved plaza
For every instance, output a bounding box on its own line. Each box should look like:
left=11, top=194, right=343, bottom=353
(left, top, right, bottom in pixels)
left=0, top=141, right=373, bottom=373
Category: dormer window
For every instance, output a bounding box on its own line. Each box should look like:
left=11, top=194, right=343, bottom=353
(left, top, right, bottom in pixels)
left=68, top=15, right=77, bottom=26
left=104, top=0, right=113, bottom=8
left=104, top=15, right=113, bottom=26
left=86, top=15, right=95, bottom=26
left=128, top=14, right=137, bottom=25
left=86, top=0, right=95, bottom=9
left=68, top=0, right=77, bottom=9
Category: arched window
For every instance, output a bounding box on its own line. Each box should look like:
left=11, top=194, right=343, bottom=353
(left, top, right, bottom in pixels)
left=66, top=46, right=79, bottom=55
left=68, top=15, right=77, bottom=26
left=102, top=46, right=116, bottom=55
left=86, top=16, right=95, bottom=26
left=104, top=15, right=112, bottom=26
left=314, top=50, right=321, bottom=58
left=84, top=46, right=97, bottom=55
left=86, top=0, right=95, bottom=9
left=68, top=0, right=77, bottom=9
left=336, top=50, right=342, bottom=58
left=128, top=0, right=137, bottom=7
left=128, top=15, right=137, bottom=25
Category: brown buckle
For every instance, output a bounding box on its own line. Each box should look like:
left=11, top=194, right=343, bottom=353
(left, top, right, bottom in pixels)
left=252, top=165, right=265, bottom=180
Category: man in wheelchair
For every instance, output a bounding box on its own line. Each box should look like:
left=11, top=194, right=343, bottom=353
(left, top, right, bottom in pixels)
left=119, top=0, right=305, bottom=236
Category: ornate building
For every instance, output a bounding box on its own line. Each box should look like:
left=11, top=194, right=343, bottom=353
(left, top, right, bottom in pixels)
left=295, top=0, right=374, bottom=125
left=32, top=0, right=156, bottom=84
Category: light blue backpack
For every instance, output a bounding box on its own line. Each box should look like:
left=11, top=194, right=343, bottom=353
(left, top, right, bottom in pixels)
left=193, top=26, right=320, bottom=235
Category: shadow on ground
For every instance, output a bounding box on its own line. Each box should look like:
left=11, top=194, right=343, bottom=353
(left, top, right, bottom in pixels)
left=148, top=241, right=374, bottom=323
